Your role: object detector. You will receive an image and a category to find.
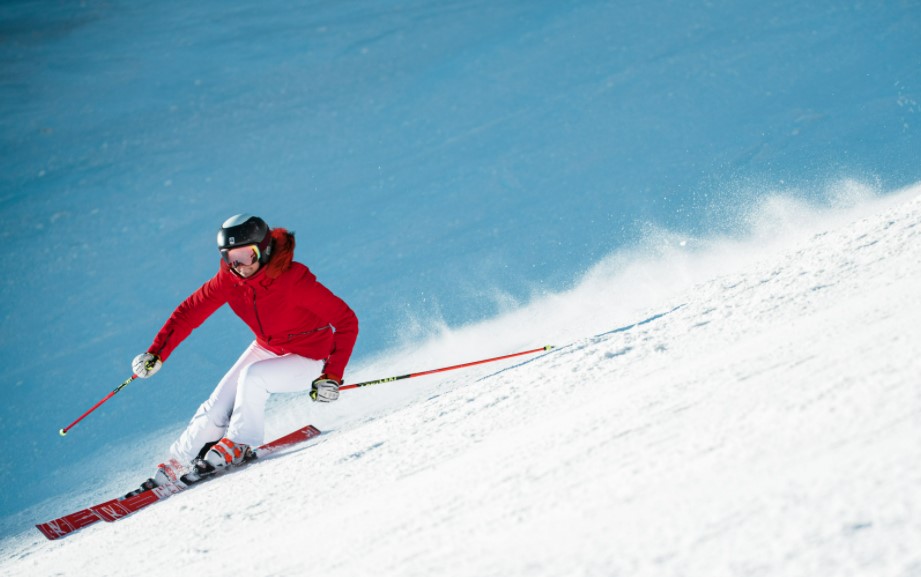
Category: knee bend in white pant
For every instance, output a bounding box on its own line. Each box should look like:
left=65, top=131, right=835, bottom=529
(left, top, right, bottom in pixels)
left=226, top=354, right=325, bottom=447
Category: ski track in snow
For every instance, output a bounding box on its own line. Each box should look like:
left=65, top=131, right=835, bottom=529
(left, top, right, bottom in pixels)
left=2, top=186, right=920, bottom=576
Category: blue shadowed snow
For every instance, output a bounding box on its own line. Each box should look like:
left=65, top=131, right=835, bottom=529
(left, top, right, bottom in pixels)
left=0, top=0, right=919, bottom=530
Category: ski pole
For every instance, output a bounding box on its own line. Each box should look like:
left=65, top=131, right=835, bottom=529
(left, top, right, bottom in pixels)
left=59, top=374, right=138, bottom=437
left=340, top=345, right=553, bottom=392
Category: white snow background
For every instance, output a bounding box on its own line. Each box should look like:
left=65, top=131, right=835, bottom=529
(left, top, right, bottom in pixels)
left=1, top=1, right=920, bottom=575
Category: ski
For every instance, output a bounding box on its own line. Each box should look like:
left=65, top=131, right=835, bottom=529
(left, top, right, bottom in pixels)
left=34, top=508, right=102, bottom=541
left=35, top=424, right=321, bottom=540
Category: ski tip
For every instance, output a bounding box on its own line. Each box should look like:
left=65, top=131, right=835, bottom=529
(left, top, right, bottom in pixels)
left=35, top=524, right=58, bottom=540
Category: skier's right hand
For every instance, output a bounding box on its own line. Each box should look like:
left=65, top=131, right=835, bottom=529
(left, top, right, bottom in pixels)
left=132, top=352, right=162, bottom=378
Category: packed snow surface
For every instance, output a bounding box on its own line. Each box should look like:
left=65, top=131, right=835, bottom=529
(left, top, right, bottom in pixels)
left=2, top=183, right=919, bottom=577
left=2, top=0, right=920, bottom=527
left=2, top=0, right=920, bottom=574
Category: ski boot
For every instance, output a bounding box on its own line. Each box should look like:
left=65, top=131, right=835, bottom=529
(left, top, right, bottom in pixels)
left=180, top=438, right=253, bottom=485
left=122, top=458, right=185, bottom=498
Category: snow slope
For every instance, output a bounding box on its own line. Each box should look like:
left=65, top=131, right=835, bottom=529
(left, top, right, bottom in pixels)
left=3, top=0, right=921, bottom=525
left=2, top=183, right=918, bottom=576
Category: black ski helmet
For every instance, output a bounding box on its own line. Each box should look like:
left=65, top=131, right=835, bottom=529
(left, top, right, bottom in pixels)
left=217, top=214, right=273, bottom=265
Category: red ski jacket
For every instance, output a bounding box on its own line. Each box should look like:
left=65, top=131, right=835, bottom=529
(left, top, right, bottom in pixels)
left=147, top=229, right=358, bottom=380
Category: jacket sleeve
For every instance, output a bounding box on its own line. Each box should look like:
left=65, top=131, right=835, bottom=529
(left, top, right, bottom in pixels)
left=300, top=280, right=359, bottom=380
left=148, top=274, right=229, bottom=362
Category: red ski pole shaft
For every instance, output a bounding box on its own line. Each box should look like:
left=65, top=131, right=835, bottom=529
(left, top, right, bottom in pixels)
left=59, top=374, right=138, bottom=437
left=340, top=345, right=553, bottom=392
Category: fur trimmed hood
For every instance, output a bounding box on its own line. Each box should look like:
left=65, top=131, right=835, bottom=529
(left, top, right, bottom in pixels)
left=264, top=228, right=295, bottom=279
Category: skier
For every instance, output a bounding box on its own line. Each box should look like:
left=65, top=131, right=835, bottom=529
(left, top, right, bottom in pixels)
left=129, top=214, right=358, bottom=488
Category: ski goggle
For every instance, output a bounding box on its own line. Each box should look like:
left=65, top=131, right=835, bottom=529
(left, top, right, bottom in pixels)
left=221, top=244, right=261, bottom=267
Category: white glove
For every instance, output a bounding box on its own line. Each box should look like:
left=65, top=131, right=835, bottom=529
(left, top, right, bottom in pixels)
left=310, top=375, right=340, bottom=402
left=132, top=352, right=162, bottom=378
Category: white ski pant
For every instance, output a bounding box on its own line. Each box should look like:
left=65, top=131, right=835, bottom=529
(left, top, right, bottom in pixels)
left=169, top=341, right=325, bottom=463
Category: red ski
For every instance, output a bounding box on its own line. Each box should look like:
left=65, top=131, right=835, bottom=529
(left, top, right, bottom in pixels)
left=36, top=424, right=322, bottom=540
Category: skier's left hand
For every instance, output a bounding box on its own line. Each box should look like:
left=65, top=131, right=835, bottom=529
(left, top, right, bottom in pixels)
left=132, top=352, right=162, bottom=378
left=310, top=374, right=341, bottom=402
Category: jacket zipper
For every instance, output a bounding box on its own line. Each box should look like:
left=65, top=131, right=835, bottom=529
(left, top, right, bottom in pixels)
left=287, top=325, right=331, bottom=341
left=252, top=291, right=266, bottom=339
